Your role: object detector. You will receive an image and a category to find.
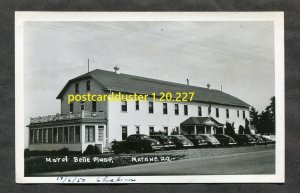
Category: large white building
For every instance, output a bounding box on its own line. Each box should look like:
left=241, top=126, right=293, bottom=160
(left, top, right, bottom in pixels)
left=27, top=67, right=251, bottom=152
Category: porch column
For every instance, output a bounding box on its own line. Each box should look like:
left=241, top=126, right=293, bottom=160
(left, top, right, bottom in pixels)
left=222, top=126, right=225, bottom=134
left=204, top=126, right=207, bottom=134
left=178, top=126, right=181, bottom=134
left=211, top=126, right=213, bottom=134
left=194, top=125, right=197, bottom=135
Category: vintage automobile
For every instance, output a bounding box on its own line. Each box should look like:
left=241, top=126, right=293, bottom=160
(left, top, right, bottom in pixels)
left=111, top=134, right=162, bottom=153
left=168, top=135, right=194, bottom=149
left=250, top=134, right=267, bottom=145
left=231, top=134, right=256, bottom=145
left=183, top=134, right=208, bottom=147
left=214, top=134, right=237, bottom=146
left=260, top=135, right=276, bottom=144
left=150, top=135, right=176, bottom=149
left=197, top=134, right=220, bottom=147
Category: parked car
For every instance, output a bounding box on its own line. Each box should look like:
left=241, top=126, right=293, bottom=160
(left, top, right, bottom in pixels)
left=168, top=135, right=194, bottom=149
left=150, top=135, right=176, bottom=149
left=214, top=134, right=237, bottom=146
left=250, top=134, right=267, bottom=145
left=184, top=135, right=208, bottom=147
left=231, top=134, right=256, bottom=145
left=261, top=135, right=276, bottom=144
left=111, top=134, right=162, bottom=153
left=197, top=134, right=220, bottom=147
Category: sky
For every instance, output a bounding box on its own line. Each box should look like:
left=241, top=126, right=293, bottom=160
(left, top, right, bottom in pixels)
left=24, top=21, right=275, bottom=125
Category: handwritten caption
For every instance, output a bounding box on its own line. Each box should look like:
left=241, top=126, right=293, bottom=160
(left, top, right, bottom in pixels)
left=56, top=176, right=136, bottom=183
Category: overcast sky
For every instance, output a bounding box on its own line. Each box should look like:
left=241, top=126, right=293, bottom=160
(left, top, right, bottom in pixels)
left=24, top=21, right=274, bottom=124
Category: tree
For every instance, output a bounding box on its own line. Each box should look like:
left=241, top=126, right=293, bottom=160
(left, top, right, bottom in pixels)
left=250, top=107, right=259, bottom=129
left=244, top=118, right=251, bottom=134
left=238, top=125, right=245, bottom=134
left=225, top=122, right=236, bottom=136
left=256, top=97, right=275, bottom=134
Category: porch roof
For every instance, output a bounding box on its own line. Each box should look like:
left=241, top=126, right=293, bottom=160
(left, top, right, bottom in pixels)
left=180, top=117, right=224, bottom=127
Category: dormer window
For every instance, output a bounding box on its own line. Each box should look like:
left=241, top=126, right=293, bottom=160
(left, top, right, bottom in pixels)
left=75, top=83, right=79, bottom=93
left=86, top=80, right=90, bottom=91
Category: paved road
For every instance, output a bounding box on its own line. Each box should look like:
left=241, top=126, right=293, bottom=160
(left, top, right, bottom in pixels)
left=42, top=149, right=275, bottom=176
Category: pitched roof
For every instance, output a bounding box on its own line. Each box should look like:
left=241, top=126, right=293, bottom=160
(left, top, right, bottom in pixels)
left=57, top=69, right=250, bottom=108
left=181, top=117, right=224, bottom=126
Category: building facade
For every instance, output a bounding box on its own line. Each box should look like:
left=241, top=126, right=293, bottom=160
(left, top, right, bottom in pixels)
left=27, top=68, right=251, bottom=152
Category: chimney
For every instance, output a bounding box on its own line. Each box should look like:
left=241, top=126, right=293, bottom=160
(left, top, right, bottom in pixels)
left=207, top=83, right=211, bottom=89
left=114, top=65, right=120, bottom=74
left=186, top=79, right=189, bottom=86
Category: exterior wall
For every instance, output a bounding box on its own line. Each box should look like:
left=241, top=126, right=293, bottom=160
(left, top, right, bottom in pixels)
left=107, top=96, right=250, bottom=143
left=60, top=78, right=107, bottom=114
left=28, top=144, right=82, bottom=151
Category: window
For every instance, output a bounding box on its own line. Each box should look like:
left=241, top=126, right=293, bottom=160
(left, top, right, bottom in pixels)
left=80, top=102, right=85, bottom=111
left=164, top=127, right=168, bottom=135
left=121, top=100, right=127, bottom=112
left=184, top=105, right=188, bottom=115
left=53, top=127, right=58, bottom=143
left=29, top=129, right=34, bottom=144
left=92, top=101, right=97, bottom=112
left=70, top=103, right=73, bottom=113
left=34, top=129, right=38, bottom=143
left=86, top=80, right=90, bottom=91
left=69, top=126, right=75, bottom=143
left=48, top=128, right=52, bottom=143
left=216, top=108, right=219, bottom=118
left=58, top=127, right=63, bottom=143
left=149, top=101, right=154, bottom=113
left=33, top=129, right=39, bottom=143
left=243, top=111, right=245, bottom=119
left=175, top=126, right=179, bottom=134
left=42, top=129, right=48, bottom=143
left=198, top=106, right=202, bottom=116
left=64, top=127, right=69, bottom=143
left=98, top=126, right=104, bottom=141
left=85, top=126, right=95, bottom=142
left=226, top=109, right=229, bottom=118
left=135, top=101, right=139, bottom=110
left=163, top=103, right=168, bottom=114
left=75, top=83, right=79, bottom=93
left=136, top=126, right=140, bottom=134
left=174, top=104, right=179, bottom=115
left=122, top=126, right=128, bottom=140
left=237, top=110, right=240, bottom=117
left=149, top=126, right=154, bottom=135
left=38, top=129, right=43, bottom=143
left=75, top=126, right=80, bottom=143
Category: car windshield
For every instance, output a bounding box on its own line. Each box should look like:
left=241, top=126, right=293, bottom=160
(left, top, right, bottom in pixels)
left=140, top=135, right=150, bottom=139
left=175, top=135, right=185, bottom=139
left=199, top=135, right=210, bottom=139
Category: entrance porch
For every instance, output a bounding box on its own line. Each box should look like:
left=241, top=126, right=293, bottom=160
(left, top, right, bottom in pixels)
left=180, top=117, right=224, bottom=135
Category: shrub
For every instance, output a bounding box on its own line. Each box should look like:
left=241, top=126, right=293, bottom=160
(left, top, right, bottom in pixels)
left=83, top=145, right=100, bottom=155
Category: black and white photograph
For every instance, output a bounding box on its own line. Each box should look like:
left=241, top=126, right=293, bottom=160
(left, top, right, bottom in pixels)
left=15, top=12, right=284, bottom=183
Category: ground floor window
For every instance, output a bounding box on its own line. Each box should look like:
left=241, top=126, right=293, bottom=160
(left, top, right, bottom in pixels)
left=149, top=126, right=154, bottom=135
left=136, top=126, right=140, bottom=134
left=164, top=127, right=168, bottom=135
left=29, top=125, right=81, bottom=144
left=85, top=126, right=95, bottom=142
left=122, top=126, right=128, bottom=140
left=75, top=126, right=80, bottom=142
